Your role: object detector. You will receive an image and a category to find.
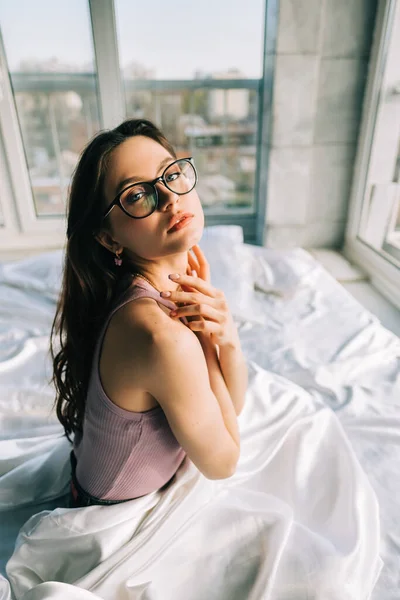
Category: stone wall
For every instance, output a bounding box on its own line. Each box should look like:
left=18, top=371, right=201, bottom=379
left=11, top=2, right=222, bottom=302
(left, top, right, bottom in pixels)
left=265, top=0, right=378, bottom=248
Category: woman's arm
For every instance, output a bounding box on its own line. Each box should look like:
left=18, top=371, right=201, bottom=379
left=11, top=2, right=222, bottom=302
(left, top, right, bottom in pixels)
left=197, top=331, right=247, bottom=417
left=196, top=334, right=241, bottom=447
left=118, top=299, right=240, bottom=479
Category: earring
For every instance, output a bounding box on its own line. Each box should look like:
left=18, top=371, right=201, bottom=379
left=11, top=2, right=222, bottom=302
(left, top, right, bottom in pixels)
left=114, top=251, right=122, bottom=266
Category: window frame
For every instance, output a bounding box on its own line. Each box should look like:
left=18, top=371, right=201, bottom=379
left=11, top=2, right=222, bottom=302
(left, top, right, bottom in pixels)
left=344, top=0, right=400, bottom=310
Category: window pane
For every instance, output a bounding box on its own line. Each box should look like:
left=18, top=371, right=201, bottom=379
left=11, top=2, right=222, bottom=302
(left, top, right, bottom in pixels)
left=115, top=0, right=264, bottom=213
left=0, top=0, right=101, bottom=217
left=116, top=1, right=264, bottom=80
left=384, top=143, right=400, bottom=255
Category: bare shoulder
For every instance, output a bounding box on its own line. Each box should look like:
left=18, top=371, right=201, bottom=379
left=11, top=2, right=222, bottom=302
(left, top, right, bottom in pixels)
left=114, top=295, right=187, bottom=344
left=111, top=295, right=196, bottom=373
left=98, top=295, right=190, bottom=411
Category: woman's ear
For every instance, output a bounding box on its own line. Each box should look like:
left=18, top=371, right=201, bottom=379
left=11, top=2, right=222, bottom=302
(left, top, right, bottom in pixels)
left=94, top=229, right=118, bottom=253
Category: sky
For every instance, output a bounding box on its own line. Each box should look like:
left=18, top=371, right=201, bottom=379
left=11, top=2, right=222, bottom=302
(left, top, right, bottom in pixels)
left=0, top=0, right=265, bottom=79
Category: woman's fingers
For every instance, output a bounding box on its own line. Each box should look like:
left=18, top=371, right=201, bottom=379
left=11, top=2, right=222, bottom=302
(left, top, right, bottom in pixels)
left=182, top=263, right=197, bottom=293
left=164, top=273, right=217, bottom=298
left=191, top=245, right=210, bottom=282
left=191, top=244, right=207, bottom=265
left=188, top=250, right=200, bottom=273
left=170, top=302, right=221, bottom=322
left=188, top=247, right=209, bottom=283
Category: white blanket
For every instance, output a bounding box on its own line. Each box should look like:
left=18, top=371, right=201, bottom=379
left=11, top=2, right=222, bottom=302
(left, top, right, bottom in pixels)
left=1, top=232, right=398, bottom=599
left=0, top=363, right=382, bottom=600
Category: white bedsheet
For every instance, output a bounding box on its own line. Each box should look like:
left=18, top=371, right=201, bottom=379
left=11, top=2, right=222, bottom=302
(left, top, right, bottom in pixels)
left=0, top=237, right=399, bottom=599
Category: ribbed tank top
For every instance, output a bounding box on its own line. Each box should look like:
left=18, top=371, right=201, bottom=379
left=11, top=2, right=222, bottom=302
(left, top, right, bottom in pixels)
left=73, top=276, right=187, bottom=501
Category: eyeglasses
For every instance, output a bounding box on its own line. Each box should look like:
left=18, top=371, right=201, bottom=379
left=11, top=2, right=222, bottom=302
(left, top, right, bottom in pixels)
left=102, top=157, right=197, bottom=220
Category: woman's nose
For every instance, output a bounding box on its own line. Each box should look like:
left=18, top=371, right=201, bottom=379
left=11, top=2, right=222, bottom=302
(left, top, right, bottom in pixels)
left=156, top=181, right=179, bottom=209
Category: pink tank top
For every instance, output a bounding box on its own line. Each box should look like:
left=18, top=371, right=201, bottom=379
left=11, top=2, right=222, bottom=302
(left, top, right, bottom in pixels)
left=73, top=276, right=187, bottom=500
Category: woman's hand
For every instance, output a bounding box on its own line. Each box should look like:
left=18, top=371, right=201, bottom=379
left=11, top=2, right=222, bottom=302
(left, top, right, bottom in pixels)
left=161, top=245, right=239, bottom=348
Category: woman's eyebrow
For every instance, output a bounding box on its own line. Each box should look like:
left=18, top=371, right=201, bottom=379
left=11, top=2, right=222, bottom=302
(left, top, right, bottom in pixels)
left=115, top=156, right=174, bottom=196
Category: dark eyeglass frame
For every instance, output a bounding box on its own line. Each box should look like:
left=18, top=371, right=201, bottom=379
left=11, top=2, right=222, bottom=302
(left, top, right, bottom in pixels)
left=102, top=156, right=197, bottom=220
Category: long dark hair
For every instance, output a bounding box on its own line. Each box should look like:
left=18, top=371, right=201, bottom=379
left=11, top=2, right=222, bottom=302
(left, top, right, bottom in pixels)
left=50, top=119, right=177, bottom=442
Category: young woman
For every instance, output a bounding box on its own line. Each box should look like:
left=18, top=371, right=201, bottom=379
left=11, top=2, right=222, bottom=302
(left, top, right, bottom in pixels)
left=50, top=119, right=248, bottom=508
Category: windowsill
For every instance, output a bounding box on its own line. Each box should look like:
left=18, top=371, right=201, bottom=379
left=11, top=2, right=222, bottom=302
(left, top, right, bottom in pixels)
left=387, top=230, right=400, bottom=249
left=341, top=280, right=400, bottom=338
left=0, top=244, right=64, bottom=262
left=308, top=249, right=400, bottom=338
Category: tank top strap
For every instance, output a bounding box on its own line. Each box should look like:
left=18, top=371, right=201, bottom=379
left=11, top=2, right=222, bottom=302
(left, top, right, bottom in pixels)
left=92, top=278, right=188, bottom=375
left=115, top=279, right=178, bottom=312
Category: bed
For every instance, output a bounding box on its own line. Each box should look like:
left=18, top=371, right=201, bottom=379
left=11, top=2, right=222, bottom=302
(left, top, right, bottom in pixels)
left=0, top=226, right=399, bottom=600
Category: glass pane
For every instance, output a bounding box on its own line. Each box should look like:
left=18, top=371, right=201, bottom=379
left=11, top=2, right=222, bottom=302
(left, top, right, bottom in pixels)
left=358, top=120, right=400, bottom=264
left=116, top=0, right=264, bottom=79
left=0, top=0, right=101, bottom=217
left=392, top=142, right=400, bottom=236
left=356, top=7, right=400, bottom=266
left=115, top=0, right=264, bottom=213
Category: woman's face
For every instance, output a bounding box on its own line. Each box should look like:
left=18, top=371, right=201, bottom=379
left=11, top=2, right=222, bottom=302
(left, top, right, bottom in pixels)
left=101, top=135, right=204, bottom=261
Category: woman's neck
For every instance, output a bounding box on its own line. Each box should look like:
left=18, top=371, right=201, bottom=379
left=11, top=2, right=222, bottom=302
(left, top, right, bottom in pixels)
left=131, top=255, right=189, bottom=294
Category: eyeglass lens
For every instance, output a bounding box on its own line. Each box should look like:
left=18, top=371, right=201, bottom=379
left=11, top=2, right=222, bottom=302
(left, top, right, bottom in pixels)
left=119, top=159, right=196, bottom=218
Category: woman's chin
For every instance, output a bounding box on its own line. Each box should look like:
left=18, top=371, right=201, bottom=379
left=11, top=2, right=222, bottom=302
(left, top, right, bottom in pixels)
left=167, top=223, right=203, bottom=250
left=188, top=229, right=203, bottom=250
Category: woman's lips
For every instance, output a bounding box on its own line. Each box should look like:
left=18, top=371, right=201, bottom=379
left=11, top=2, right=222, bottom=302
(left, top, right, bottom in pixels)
left=167, top=215, right=194, bottom=233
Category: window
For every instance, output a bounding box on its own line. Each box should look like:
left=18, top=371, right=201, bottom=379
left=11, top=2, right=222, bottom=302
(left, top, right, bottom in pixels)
left=115, top=0, right=265, bottom=217
left=345, top=0, right=400, bottom=308
left=0, top=0, right=274, bottom=250
left=0, top=0, right=101, bottom=222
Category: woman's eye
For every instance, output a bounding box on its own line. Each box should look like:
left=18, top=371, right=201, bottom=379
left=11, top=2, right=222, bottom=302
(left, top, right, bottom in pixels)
left=166, top=171, right=181, bottom=182
left=125, top=191, right=145, bottom=203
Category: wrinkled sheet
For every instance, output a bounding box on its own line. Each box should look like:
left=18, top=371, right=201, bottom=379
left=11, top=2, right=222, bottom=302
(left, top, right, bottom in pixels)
left=0, top=237, right=399, bottom=599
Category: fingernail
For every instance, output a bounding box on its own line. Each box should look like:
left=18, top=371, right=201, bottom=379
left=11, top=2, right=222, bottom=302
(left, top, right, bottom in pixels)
left=192, top=270, right=197, bottom=277
left=160, top=291, right=171, bottom=297
left=169, top=273, right=179, bottom=280
left=170, top=311, right=177, bottom=317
